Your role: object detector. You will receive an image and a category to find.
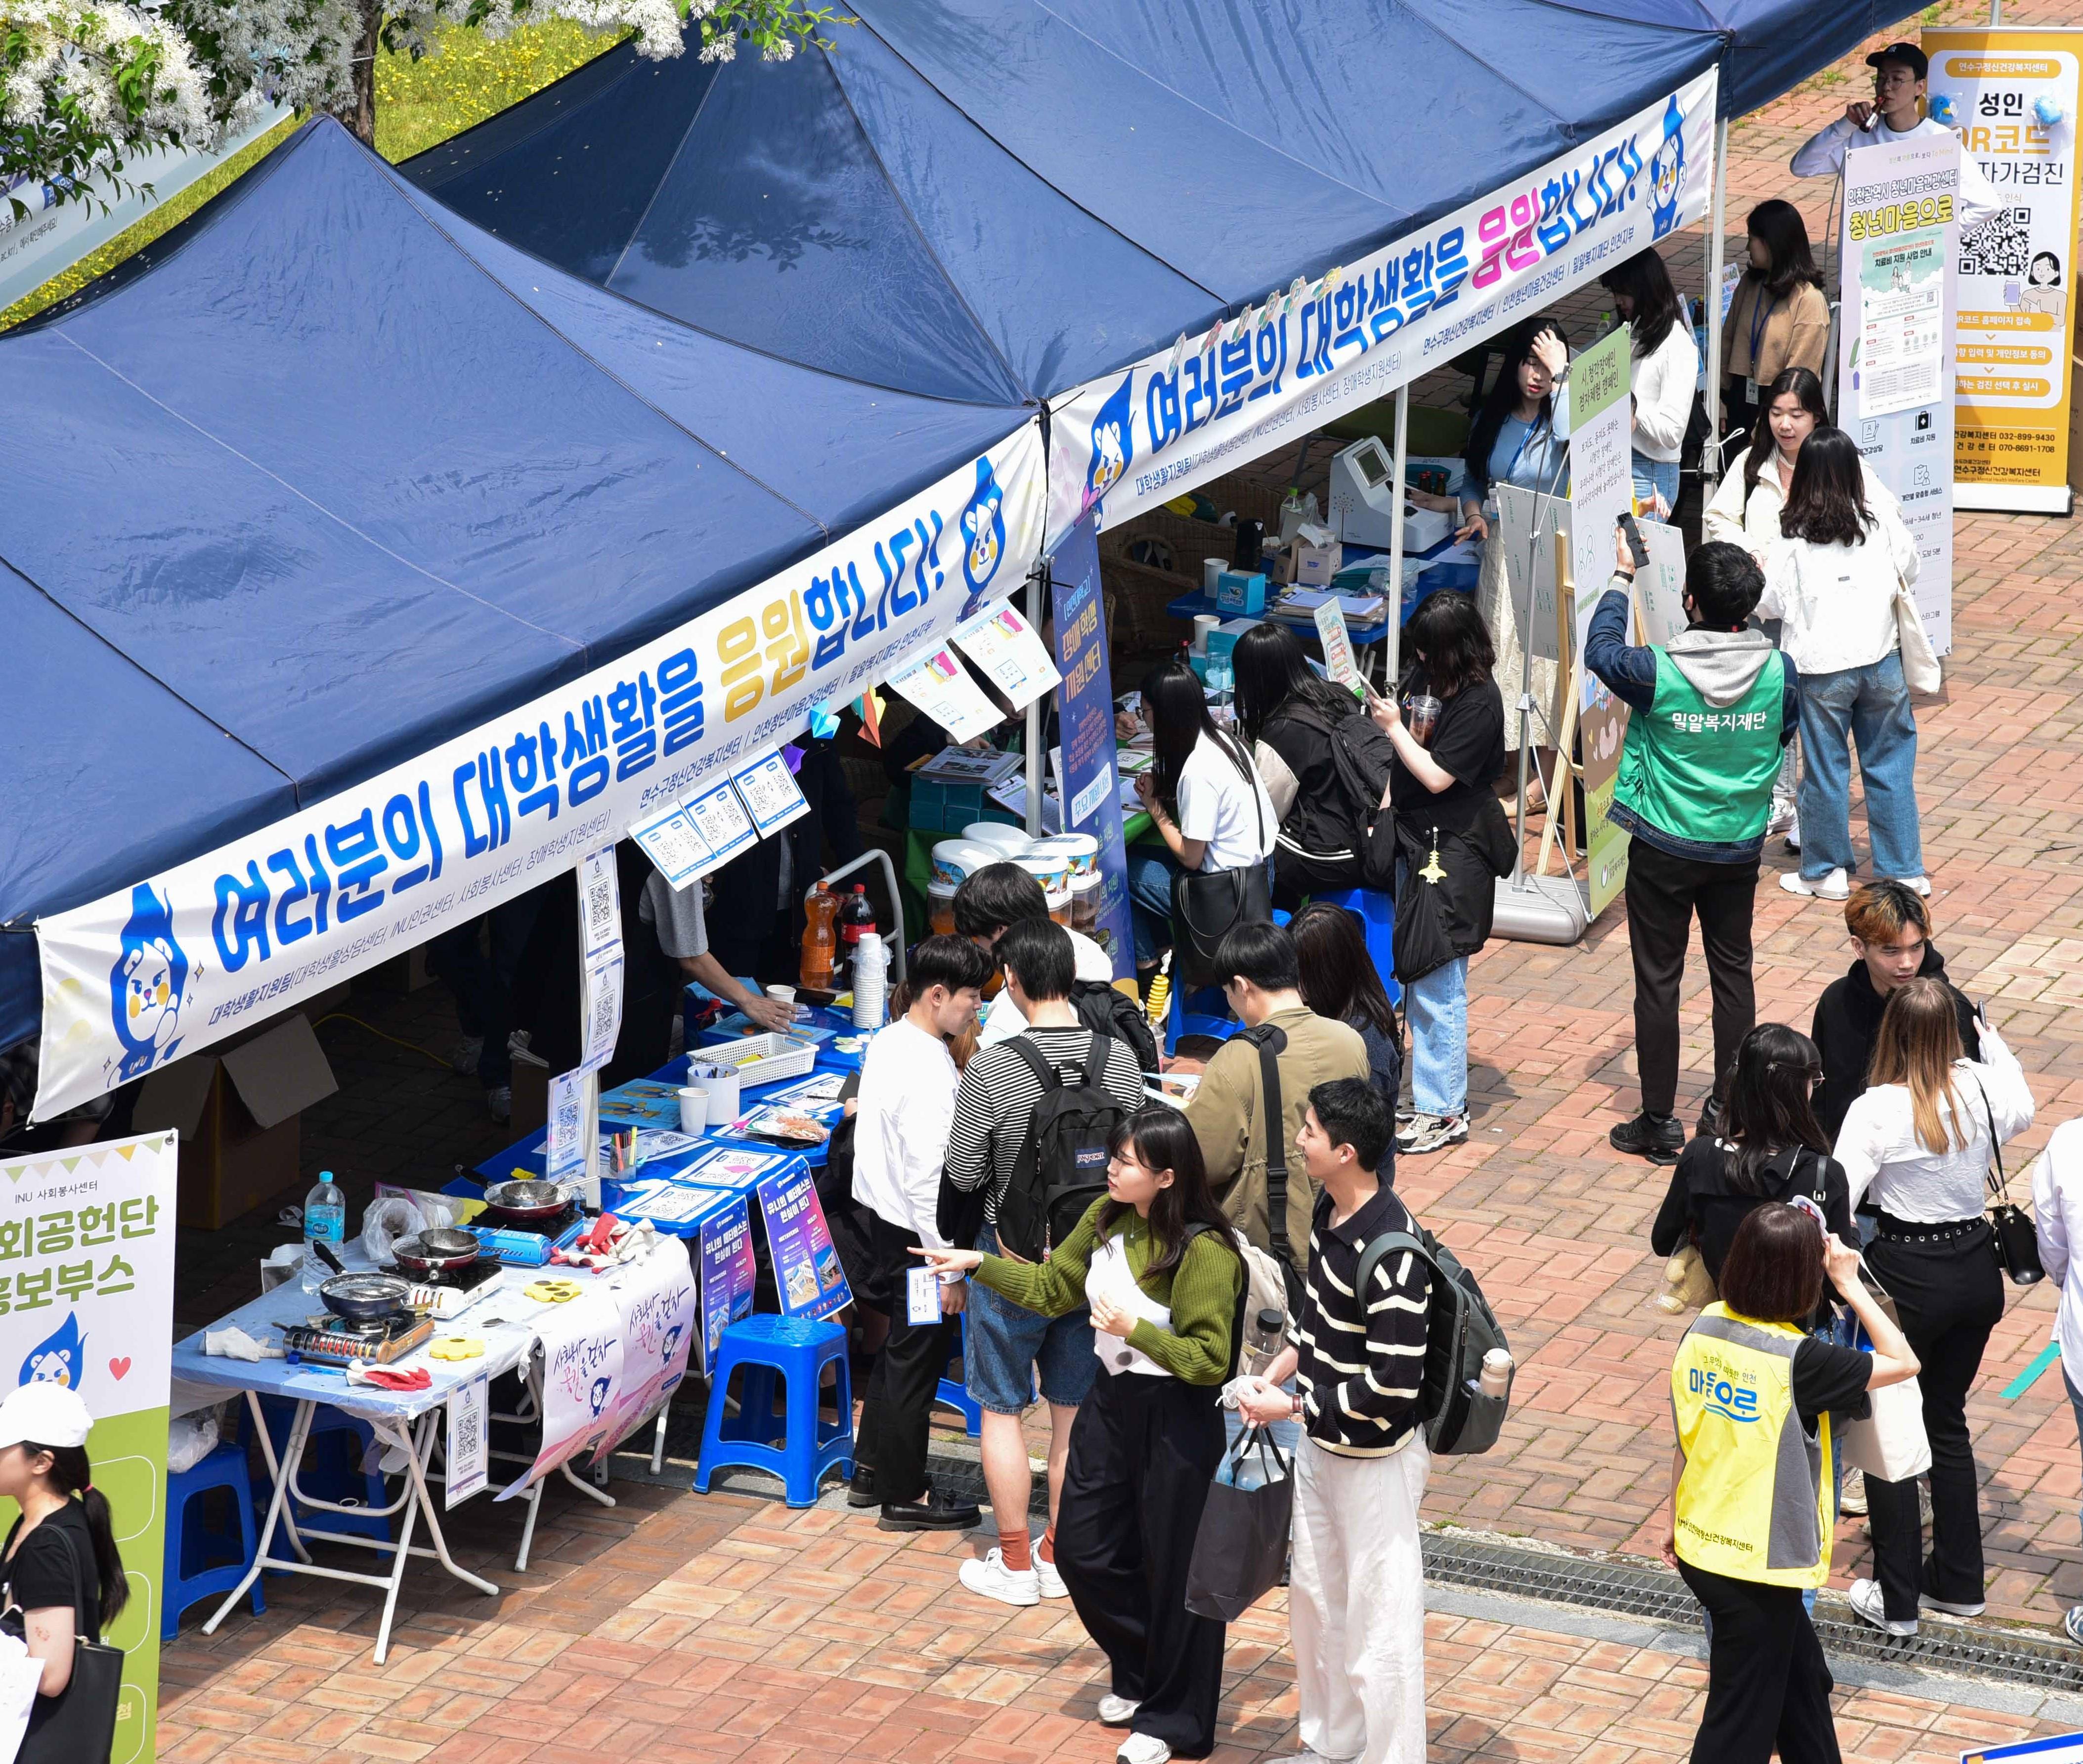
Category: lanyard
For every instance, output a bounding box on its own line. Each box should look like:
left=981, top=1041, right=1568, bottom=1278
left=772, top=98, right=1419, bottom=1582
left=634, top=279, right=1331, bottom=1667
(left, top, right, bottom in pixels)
left=1748, top=288, right=1779, bottom=371
left=1504, top=417, right=1543, bottom=483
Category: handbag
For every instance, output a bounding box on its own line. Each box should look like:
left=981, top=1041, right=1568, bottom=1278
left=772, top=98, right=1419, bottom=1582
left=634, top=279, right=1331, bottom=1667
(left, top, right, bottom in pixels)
left=1169, top=732, right=1274, bottom=991
left=1183, top=1426, right=1294, bottom=1622
left=1654, top=1242, right=1718, bottom=1315
left=1893, top=581, right=1942, bottom=694
left=15, top=1525, right=123, bottom=1764
left=1834, top=1269, right=1933, bottom=1483
left=1972, top=1073, right=2043, bottom=1285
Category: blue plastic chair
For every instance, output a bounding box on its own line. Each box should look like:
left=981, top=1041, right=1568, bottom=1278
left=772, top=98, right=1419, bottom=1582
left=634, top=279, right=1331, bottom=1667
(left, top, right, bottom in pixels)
left=1302, top=887, right=1400, bottom=1005
left=257, top=1396, right=392, bottom=1546
left=934, top=1310, right=982, bottom=1439
left=696, top=1314, right=854, bottom=1507
left=163, top=1442, right=264, bottom=1638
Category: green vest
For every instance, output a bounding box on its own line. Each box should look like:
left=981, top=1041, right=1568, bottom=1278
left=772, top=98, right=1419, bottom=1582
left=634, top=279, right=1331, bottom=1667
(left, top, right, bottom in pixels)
left=1613, top=649, right=1785, bottom=847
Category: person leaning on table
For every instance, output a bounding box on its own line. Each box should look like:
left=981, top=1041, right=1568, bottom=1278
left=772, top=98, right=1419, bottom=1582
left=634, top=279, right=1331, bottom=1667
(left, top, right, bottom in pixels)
left=1664, top=1203, right=1918, bottom=1764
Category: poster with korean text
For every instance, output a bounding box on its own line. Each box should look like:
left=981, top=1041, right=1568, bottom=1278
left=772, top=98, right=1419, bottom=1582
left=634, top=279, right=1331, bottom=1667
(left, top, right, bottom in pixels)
left=499, top=1286, right=622, bottom=1498
left=755, top=1160, right=851, bottom=1322
left=589, top=1239, right=697, bottom=1467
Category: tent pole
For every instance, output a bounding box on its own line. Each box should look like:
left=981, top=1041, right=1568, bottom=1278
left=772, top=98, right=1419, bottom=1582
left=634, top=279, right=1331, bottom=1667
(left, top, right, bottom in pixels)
left=1385, top=385, right=1409, bottom=691
left=1702, top=116, right=1730, bottom=488
left=1025, top=559, right=1047, bottom=836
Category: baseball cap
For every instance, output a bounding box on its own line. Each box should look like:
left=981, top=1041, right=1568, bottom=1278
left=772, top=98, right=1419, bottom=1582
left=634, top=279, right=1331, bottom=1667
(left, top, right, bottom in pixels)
left=0, top=1383, right=92, bottom=1451
left=1867, top=42, right=1929, bottom=81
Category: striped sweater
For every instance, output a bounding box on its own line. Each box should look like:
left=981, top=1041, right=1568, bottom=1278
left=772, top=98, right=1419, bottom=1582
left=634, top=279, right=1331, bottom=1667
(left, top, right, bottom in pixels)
left=1294, top=1183, right=1431, bottom=1456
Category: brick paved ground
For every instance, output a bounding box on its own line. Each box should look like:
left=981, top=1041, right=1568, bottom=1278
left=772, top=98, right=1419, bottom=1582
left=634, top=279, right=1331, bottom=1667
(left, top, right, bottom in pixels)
left=156, top=7, right=2083, bottom=1758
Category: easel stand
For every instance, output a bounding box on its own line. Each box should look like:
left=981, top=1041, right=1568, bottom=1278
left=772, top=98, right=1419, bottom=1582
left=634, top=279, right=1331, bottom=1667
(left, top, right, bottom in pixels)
left=1493, top=527, right=1588, bottom=945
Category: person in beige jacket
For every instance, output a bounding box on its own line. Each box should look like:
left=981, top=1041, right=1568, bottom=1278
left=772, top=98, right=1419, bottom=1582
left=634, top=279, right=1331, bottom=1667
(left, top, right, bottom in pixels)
left=1182, top=923, right=1371, bottom=1279
left=1720, top=200, right=1831, bottom=438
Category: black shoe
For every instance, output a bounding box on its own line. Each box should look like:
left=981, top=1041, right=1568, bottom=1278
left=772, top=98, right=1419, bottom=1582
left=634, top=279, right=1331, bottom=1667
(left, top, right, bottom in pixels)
left=846, top=1466, right=879, bottom=1509
left=1695, top=1097, right=1726, bottom=1143
left=877, top=1490, right=982, bottom=1532
left=1610, top=1112, right=1684, bottom=1164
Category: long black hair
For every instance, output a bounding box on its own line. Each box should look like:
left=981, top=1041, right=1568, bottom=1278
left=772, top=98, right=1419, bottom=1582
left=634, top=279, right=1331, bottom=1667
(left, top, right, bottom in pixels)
left=1098, top=1106, right=1242, bottom=1278
left=1779, top=425, right=1874, bottom=548
left=1231, top=622, right=1354, bottom=747
left=1463, top=318, right=1570, bottom=491
left=1744, top=198, right=1823, bottom=300
left=1599, top=249, right=1686, bottom=358
left=1140, top=656, right=1255, bottom=816
left=23, top=1442, right=129, bottom=1630
left=1742, top=366, right=1830, bottom=502
left=1723, top=1023, right=1830, bottom=1196
left=1403, top=589, right=1496, bottom=701
left=1290, top=901, right=1396, bottom=1038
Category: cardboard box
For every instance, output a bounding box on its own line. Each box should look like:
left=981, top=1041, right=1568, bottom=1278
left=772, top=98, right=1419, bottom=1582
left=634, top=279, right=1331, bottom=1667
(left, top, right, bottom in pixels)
left=510, top=1046, right=549, bottom=1142
left=1292, top=529, right=1342, bottom=587
left=132, top=1012, right=339, bottom=1228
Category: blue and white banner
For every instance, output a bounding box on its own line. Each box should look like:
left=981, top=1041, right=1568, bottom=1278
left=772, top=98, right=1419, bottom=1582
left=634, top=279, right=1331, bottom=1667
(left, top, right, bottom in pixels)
left=1046, top=71, right=1718, bottom=543
left=32, top=422, right=1046, bottom=1120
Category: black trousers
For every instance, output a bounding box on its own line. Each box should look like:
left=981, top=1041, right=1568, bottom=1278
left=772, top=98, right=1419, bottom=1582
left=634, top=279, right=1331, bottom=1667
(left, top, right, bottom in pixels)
left=1056, top=1372, right=1227, bottom=1758
left=1864, top=1223, right=2005, bottom=1621
left=851, top=1214, right=960, bottom=1506
left=1677, top=1561, right=1840, bottom=1764
left=1623, top=839, right=1758, bottom=1117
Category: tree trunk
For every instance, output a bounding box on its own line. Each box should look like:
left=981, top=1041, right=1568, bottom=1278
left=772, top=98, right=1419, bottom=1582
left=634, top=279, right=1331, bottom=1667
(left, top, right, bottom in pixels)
left=348, top=0, right=382, bottom=146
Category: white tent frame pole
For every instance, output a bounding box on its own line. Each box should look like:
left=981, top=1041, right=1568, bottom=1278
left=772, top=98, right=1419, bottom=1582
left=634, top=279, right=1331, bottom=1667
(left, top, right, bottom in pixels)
left=1385, top=385, right=1409, bottom=689
left=1025, top=558, right=1047, bottom=836
left=1702, top=116, right=1731, bottom=487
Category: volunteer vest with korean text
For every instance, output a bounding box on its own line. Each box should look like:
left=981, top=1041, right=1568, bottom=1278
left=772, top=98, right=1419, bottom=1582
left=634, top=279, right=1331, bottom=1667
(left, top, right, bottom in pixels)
left=1613, top=650, right=1785, bottom=848
left=1670, top=1303, right=1834, bottom=1589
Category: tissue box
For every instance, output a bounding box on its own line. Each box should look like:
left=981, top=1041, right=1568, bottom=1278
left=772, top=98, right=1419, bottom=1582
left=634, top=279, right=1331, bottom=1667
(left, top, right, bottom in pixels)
left=1293, top=536, right=1341, bottom=586
left=1214, top=570, right=1266, bottom=616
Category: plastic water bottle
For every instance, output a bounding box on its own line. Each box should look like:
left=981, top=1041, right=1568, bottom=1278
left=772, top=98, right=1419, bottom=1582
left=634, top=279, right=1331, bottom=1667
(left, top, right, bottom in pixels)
left=1241, top=1308, right=1285, bottom=1380
left=300, top=1171, right=346, bottom=1294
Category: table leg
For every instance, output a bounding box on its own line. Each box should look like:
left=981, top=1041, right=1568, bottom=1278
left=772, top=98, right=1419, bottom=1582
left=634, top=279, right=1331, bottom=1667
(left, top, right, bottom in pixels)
left=371, top=1412, right=500, bottom=1664
left=239, top=1389, right=314, bottom=1565
left=204, top=1396, right=312, bottom=1633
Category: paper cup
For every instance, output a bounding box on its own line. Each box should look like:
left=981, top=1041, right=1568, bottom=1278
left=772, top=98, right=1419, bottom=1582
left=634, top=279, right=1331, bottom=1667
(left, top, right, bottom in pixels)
left=766, top=984, right=796, bottom=1006
left=1192, top=613, right=1220, bottom=656
left=703, top=1072, right=740, bottom=1126
left=1203, top=558, right=1223, bottom=594
left=677, top=1087, right=708, bottom=1134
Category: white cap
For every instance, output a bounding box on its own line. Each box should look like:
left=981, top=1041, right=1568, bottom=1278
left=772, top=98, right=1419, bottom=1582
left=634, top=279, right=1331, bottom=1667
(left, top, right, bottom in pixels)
left=0, top=1382, right=92, bottom=1451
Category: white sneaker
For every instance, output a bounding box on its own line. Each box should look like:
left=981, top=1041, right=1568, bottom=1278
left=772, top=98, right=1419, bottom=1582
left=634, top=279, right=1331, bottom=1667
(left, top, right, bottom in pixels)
left=959, top=1547, right=1040, bottom=1607
left=1785, top=808, right=1801, bottom=853
left=1116, top=1736, right=1170, bottom=1764
left=2063, top=1605, right=2083, bottom=1647
left=1035, top=1553, right=1069, bottom=1599
left=1849, top=1577, right=1917, bottom=1636
left=1838, top=1468, right=1867, bottom=1516
left=451, top=1034, right=484, bottom=1075
left=1779, top=868, right=1850, bottom=900
left=1921, top=1591, right=1986, bottom=1617
left=1767, top=792, right=1795, bottom=836
left=1262, top=1754, right=1336, bottom=1764
left=1095, top=1694, right=1139, bottom=1726
left=1891, top=876, right=1932, bottom=897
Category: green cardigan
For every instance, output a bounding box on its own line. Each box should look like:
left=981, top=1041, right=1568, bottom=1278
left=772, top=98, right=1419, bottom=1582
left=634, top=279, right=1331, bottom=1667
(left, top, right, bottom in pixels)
left=973, top=1198, right=1241, bottom=1386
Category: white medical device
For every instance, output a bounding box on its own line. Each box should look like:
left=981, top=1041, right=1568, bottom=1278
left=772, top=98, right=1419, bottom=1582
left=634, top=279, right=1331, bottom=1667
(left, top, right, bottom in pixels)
left=1327, top=436, right=1449, bottom=552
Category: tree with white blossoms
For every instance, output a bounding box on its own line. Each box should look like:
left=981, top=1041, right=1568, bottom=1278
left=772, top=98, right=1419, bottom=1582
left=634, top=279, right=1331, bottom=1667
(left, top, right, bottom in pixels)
left=3, top=0, right=844, bottom=219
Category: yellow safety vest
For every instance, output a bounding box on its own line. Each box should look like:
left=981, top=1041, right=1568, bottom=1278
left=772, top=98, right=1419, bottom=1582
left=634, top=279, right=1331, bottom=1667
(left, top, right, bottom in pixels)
left=1670, top=1303, right=1835, bottom=1589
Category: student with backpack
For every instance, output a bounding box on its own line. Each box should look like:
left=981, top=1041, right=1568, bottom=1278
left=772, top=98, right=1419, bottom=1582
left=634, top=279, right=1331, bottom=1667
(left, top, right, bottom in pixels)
left=919, top=1106, right=1245, bottom=1764
left=940, top=920, right=1148, bottom=1609
left=1237, top=1079, right=1433, bottom=1764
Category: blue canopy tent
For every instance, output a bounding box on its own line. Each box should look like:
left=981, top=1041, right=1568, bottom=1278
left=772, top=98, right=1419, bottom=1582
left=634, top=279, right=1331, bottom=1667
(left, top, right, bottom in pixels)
left=0, top=118, right=1032, bottom=1053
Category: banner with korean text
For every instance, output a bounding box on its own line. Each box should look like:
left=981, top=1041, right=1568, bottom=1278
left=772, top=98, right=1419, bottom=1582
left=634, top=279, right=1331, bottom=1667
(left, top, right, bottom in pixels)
left=1045, top=72, right=1716, bottom=544
left=34, top=423, right=1046, bottom=1120
left=1926, top=28, right=2083, bottom=513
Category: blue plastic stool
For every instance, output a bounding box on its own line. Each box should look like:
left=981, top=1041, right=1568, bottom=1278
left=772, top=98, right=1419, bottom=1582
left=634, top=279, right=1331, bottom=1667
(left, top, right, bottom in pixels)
left=696, top=1314, right=854, bottom=1507
left=163, top=1442, right=264, bottom=1638
left=1167, top=983, right=1237, bottom=1056
left=257, top=1396, right=392, bottom=1545
left=1303, top=887, right=1400, bottom=1005
left=934, top=1310, right=982, bottom=1439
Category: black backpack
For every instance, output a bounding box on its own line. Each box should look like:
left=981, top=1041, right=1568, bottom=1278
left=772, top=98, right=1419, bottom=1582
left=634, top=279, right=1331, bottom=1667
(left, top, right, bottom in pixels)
left=995, top=1036, right=1129, bottom=1261
left=1355, top=1219, right=1511, bottom=1455
left=1071, top=977, right=1161, bottom=1073
left=1274, top=705, right=1394, bottom=866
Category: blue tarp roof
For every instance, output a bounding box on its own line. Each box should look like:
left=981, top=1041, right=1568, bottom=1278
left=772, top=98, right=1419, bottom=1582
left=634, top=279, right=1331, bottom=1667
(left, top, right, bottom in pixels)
left=0, top=117, right=1031, bottom=1048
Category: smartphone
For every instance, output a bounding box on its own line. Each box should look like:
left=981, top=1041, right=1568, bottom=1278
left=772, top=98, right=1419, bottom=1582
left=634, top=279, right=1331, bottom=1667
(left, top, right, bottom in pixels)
left=1618, top=510, right=1651, bottom=570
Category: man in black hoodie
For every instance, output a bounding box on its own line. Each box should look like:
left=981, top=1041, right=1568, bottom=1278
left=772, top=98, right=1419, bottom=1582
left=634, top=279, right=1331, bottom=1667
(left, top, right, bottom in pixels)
left=1811, top=880, right=1980, bottom=1143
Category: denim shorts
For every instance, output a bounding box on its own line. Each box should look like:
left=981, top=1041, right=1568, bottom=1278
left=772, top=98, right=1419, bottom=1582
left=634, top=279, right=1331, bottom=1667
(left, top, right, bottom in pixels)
left=964, top=1221, right=1097, bottom=1414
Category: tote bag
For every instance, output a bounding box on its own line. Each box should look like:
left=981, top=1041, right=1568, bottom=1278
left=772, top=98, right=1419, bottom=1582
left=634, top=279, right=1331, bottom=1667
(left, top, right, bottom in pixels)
left=1835, top=1279, right=1932, bottom=1484
left=1894, top=583, right=1942, bottom=695
left=1184, top=1427, right=1294, bottom=1622
left=16, top=1527, right=122, bottom=1764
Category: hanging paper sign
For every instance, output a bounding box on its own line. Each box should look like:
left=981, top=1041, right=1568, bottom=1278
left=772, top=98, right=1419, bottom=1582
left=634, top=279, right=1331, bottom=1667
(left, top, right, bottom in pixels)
left=755, top=1160, right=852, bottom=1321
left=577, top=845, right=622, bottom=961
left=444, top=1370, right=489, bottom=1508
left=1312, top=599, right=1360, bottom=692
left=951, top=602, right=1062, bottom=711
left=499, top=1285, right=623, bottom=1499
left=629, top=801, right=714, bottom=889
left=590, top=1238, right=697, bottom=1465
left=886, top=646, right=1003, bottom=743
left=579, top=952, right=623, bottom=1074
left=545, top=1068, right=586, bottom=1178
left=685, top=776, right=757, bottom=869
left=731, top=750, right=810, bottom=838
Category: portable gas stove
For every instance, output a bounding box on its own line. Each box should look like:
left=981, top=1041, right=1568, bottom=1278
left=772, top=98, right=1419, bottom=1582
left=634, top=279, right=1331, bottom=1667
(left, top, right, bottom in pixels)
left=468, top=1205, right=586, bottom=1267
left=383, top=1254, right=503, bottom=1319
left=282, top=1310, right=435, bottom=1367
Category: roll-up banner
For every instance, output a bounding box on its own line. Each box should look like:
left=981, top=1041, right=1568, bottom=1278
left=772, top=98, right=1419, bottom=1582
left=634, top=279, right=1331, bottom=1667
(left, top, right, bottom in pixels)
left=1045, top=72, right=1718, bottom=545
left=33, top=423, right=1045, bottom=1120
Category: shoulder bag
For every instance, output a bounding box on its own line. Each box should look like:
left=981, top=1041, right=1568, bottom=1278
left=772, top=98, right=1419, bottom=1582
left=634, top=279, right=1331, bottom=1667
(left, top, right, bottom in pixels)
left=1973, top=1073, right=2043, bottom=1285
left=1836, top=1264, right=1933, bottom=1484
left=1894, top=581, right=1942, bottom=694
left=16, top=1525, right=122, bottom=1764
left=1170, top=730, right=1273, bottom=991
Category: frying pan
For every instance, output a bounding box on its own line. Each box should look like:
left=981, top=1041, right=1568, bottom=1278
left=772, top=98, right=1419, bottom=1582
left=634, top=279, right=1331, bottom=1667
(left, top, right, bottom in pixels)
left=310, top=1238, right=413, bottom=1323
left=481, top=1178, right=571, bottom=1223
left=391, top=1228, right=484, bottom=1276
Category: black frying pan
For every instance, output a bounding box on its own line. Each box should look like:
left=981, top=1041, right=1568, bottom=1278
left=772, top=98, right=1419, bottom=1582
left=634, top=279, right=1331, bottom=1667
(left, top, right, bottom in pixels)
left=481, top=1178, right=570, bottom=1223
left=391, top=1228, right=484, bottom=1276
left=310, top=1238, right=413, bottom=1323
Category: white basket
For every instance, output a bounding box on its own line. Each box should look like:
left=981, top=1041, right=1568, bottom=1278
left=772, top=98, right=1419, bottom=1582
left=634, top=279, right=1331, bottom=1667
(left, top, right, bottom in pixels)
left=691, top=1032, right=818, bottom=1090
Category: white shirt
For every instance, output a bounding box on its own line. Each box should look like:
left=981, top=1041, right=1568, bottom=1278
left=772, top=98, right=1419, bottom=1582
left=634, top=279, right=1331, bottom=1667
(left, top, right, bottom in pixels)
left=1629, top=319, right=1699, bottom=465
left=1791, top=114, right=2001, bottom=230
left=2030, top=1120, right=2083, bottom=1372
left=978, top=927, right=1115, bottom=1045
left=1176, top=730, right=1278, bottom=872
left=1833, top=1025, right=2035, bottom=1222
left=1757, top=502, right=1920, bottom=675
left=851, top=1015, right=959, bottom=1246
left=1703, top=446, right=1901, bottom=562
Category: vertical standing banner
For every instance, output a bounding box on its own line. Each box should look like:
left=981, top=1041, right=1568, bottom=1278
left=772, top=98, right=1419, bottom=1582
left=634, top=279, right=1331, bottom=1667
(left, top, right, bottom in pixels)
left=1049, top=519, right=1138, bottom=977
left=0, top=1130, right=177, bottom=1764
left=1841, top=136, right=1960, bottom=654
left=1565, top=326, right=1635, bottom=921
left=1925, top=28, right=2083, bottom=513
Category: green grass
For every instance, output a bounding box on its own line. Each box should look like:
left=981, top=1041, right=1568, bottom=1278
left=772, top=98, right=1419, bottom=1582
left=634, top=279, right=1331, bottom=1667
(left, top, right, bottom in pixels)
left=0, top=19, right=618, bottom=331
